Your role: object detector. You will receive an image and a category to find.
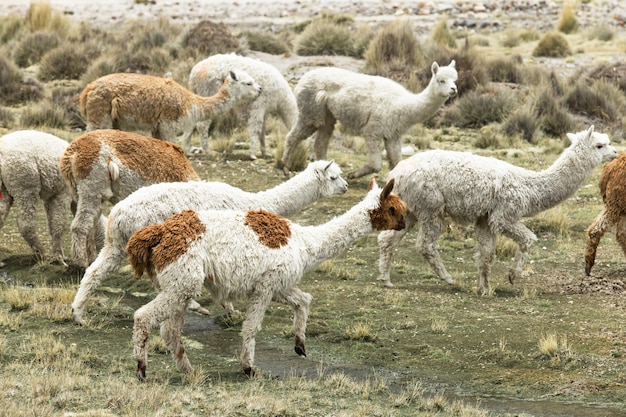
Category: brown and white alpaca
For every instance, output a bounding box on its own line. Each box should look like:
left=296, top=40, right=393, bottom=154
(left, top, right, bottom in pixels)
left=80, top=70, right=261, bottom=154
left=125, top=178, right=406, bottom=380
left=71, top=160, right=348, bottom=325
left=60, top=129, right=199, bottom=269
left=282, top=61, right=457, bottom=178
left=584, top=151, right=626, bottom=275
left=0, top=130, right=71, bottom=266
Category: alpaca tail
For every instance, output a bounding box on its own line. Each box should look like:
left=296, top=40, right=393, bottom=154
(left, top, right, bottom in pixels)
left=126, top=224, right=165, bottom=279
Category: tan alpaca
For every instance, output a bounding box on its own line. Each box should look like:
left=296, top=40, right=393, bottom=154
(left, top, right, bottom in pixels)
left=80, top=71, right=261, bottom=154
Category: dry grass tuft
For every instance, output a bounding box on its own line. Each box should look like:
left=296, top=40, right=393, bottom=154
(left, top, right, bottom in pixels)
left=533, top=31, right=572, bottom=57
left=431, top=15, right=457, bottom=48
left=345, top=323, right=377, bottom=342
left=295, top=21, right=360, bottom=57
left=557, top=2, right=579, bottom=34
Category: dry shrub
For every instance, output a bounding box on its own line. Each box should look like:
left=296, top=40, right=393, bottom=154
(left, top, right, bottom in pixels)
left=0, top=55, right=43, bottom=105
left=431, top=15, right=456, bottom=48
left=20, top=100, right=68, bottom=129
left=565, top=79, right=622, bottom=122
left=503, top=104, right=538, bottom=143
left=296, top=21, right=359, bottom=57
left=182, top=20, right=241, bottom=57
left=586, top=25, right=614, bottom=42
left=25, top=2, right=53, bottom=32
left=557, top=2, right=578, bottom=34
left=0, top=107, right=15, bottom=129
left=532, top=31, right=572, bottom=57
left=532, top=87, right=575, bottom=137
left=243, top=30, right=290, bottom=55
left=51, top=86, right=85, bottom=130
left=38, top=42, right=100, bottom=81
left=0, top=15, right=24, bottom=44
left=486, top=55, right=524, bottom=84
left=13, top=31, right=60, bottom=67
left=439, top=84, right=516, bottom=128
left=584, top=62, right=626, bottom=93
left=293, top=12, right=355, bottom=33
left=364, top=19, right=424, bottom=86
left=112, top=47, right=171, bottom=75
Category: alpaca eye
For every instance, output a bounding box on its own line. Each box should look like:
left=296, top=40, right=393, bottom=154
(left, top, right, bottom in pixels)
left=596, top=144, right=604, bottom=149
left=330, top=176, right=337, bottom=180
left=389, top=206, right=396, bottom=215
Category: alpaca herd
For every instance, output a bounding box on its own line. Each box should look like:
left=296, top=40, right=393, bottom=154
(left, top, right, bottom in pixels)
left=1, top=50, right=623, bottom=380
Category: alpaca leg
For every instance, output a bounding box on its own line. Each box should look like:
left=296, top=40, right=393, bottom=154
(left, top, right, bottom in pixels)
left=614, top=216, right=626, bottom=263
left=240, top=292, right=272, bottom=376
left=282, top=120, right=318, bottom=171
left=475, top=217, right=497, bottom=296
left=160, top=304, right=193, bottom=375
left=584, top=209, right=610, bottom=275
left=501, top=221, right=537, bottom=284
left=273, top=287, right=312, bottom=357
left=133, top=292, right=185, bottom=382
left=377, top=213, right=416, bottom=287
left=0, top=190, right=13, bottom=232
left=312, top=112, right=336, bottom=161
left=383, top=136, right=403, bottom=170
left=416, top=214, right=455, bottom=285
left=70, top=192, right=102, bottom=269
left=14, top=194, right=45, bottom=259
left=44, top=193, right=70, bottom=266
left=246, top=107, right=265, bottom=159
left=72, top=242, right=127, bottom=324
left=349, top=135, right=383, bottom=179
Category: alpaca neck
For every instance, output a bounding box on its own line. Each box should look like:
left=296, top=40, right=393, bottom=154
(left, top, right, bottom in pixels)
left=524, top=144, right=595, bottom=215
left=300, top=197, right=375, bottom=271
left=254, top=171, right=326, bottom=216
left=198, top=86, right=234, bottom=119
left=396, top=81, right=448, bottom=129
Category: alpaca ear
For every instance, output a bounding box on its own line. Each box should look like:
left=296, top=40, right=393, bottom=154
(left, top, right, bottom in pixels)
left=431, top=61, right=440, bottom=75
left=229, top=70, right=238, bottom=81
left=367, top=177, right=378, bottom=191
left=566, top=132, right=576, bottom=144
left=324, top=160, right=335, bottom=172
left=449, top=59, right=456, bottom=68
left=586, top=124, right=595, bottom=137
left=380, top=178, right=395, bottom=199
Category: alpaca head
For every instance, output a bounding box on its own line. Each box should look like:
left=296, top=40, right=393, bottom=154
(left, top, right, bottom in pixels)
left=430, top=60, right=458, bottom=99
left=367, top=178, right=407, bottom=231
left=566, top=125, right=617, bottom=164
left=308, top=159, right=349, bottom=196
left=222, top=69, right=262, bottom=103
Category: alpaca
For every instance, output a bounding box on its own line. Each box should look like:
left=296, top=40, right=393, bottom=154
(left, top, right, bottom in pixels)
left=60, top=129, right=199, bottom=269
left=584, top=151, right=626, bottom=275
left=281, top=61, right=458, bottom=178
left=71, top=160, right=348, bottom=324
left=377, top=125, right=616, bottom=295
left=80, top=70, right=262, bottom=155
left=125, top=178, right=406, bottom=379
left=187, top=53, right=298, bottom=159
left=0, top=130, right=71, bottom=266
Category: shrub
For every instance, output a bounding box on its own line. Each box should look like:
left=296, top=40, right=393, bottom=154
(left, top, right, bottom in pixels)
left=0, top=107, right=15, bottom=129
left=431, top=15, right=456, bottom=48
left=0, top=15, right=23, bottom=44
left=585, top=62, right=626, bottom=94
left=533, top=88, right=574, bottom=137
left=25, top=2, right=53, bottom=32
left=532, top=31, right=572, bottom=58
left=503, top=104, right=538, bottom=143
left=564, top=80, right=620, bottom=121
left=243, top=31, right=290, bottom=55
left=557, top=2, right=578, bottom=34
left=112, top=47, right=171, bottom=75
left=13, top=31, right=60, bottom=67
left=19, top=100, right=68, bottom=129
left=182, top=20, right=241, bottom=57
left=0, top=55, right=43, bottom=105
left=486, top=55, right=524, bottom=84
left=296, top=21, right=358, bottom=57
left=51, top=86, right=84, bottom=130
left=439, top=85, right=516, bottom=128
left=293, top=12, right=354, bottom=34
left=364, top=19, right=424, bottom=84
left=38, top=43, right=100, bottom=81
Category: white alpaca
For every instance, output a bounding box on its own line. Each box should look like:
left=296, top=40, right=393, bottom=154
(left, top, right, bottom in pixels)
left=125, top=178, right=406, bottom=379
left=0, top=130, right=71, bottom=266
left=377, top=125, right=617, bottom=295
left=60, top=129, right=199, bottom=269
left=71, top=160, right=348, bottom=324
left=80, top=70, right=262, bottom=155
left=282, top=61, right=458, bottom=178
left=186, top=53, right=298, bottom=159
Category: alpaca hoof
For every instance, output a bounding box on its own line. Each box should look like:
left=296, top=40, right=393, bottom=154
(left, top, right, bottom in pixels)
left=243, top=366, right=255, bottom=377
left=137, top=361, right=147, bottom=382
left=508, top=273, right=515, bottom=285
left=295, top=336, right=306, bottom=357
left=383, top=281, right=394, bottom=288
left=584, top=264, right=592, bottom=276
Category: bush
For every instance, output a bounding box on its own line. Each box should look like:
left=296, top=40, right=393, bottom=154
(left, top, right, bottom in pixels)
left=182, top=20, right=241, bottom=57
left=0, top=55, right=43, bottom=105
left=532, top=31, right=572, bottom=58
left=0, top=107, right=15, bottom=129
left=19, top=100, right=68, bottom=129
left=243, top=31, right=290, bottom=55
left=585, top=62, right=626, bottom=94
left=364, top=19, right=424, bottom=86
left=38, top=43, right=100, bottom=81
left=0, top=15, right=23, bottom=44
left=13, top=31, right=60, bottom=67
left=25, top=2, right=72, bottom=37
left=51, top=86, right=84, bottom=130
left=587, top=25, right=614, bottom=42
left=503, top=104, right=538, bottom=142
left=486, top=55, right=524, bottom=84
left=565, top=80, right=619, bottom=121
left=293, top=12, right=354, bottom=33
left=439, top=85, right=516, bottom=128
left=533, top=88, right=574, bottom=137
left=112, top=47, right=171, bottom=75
left=557, top=2, right=578, bottom=34
left=296, top=21, right=359, bottom=57
left=431, top=15, right=456, bottom=48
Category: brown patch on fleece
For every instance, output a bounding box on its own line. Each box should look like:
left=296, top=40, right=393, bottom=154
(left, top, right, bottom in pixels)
left=368, top=179, right=408, bottom=231
left=244, top=209, right=291, bottom=248
left=599, top=152, right=626, bottom=223
left=59, top=132, right=102, bottom=186
left=126, top=210, right=206, bottom=279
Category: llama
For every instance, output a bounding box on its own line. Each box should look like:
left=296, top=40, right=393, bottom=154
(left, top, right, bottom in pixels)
left=281, top=61, right=458, bottom=178
left=0, top=130, right=71, bottom=266
left=71, top=160, right=348, bottom=324
left=187, top=53, right=298, bottom=159
left=584, top=150, right=626, bottom=275
left=60, top=129, right=199, bottom=270
left=125, top=178, right=406, bottom=379
left=377, top=125, right=616, bottom=295
left=80, top=70, right=262, bottom=155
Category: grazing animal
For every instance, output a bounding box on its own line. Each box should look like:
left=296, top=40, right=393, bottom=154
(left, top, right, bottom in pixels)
left=71, top=160, right=348, bottom=325
left=126, top=178, right=406, bottom=380
left=282, top=61, right=458, bottom=178
left=377, top=125, right=616, bottom=295
left=79, top=71, right=262, bottom=154
left=584, top=151, right=626, bottom=275
left=60, top=129, right=199, bottom=269
left=0, top=130, right=71, bottom=266
left=187, top=53, right=298, bottom=159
